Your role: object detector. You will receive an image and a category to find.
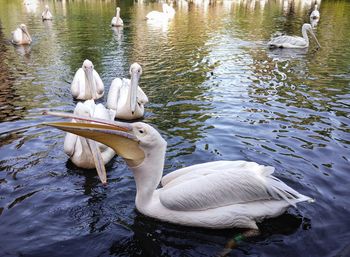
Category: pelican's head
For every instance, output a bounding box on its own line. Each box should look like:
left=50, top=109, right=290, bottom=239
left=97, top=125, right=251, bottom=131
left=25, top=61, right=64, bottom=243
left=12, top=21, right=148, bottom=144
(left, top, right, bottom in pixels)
left=82, top=59, right=94, bottom=73
left=43, top=112, right=167, bottom=167
left=302, top=23, right=321, bottom=48
left=314, top=4, right=318, bottom=10
left=116, top=7, right=120, bottom=12
left=20, top=24, right=32, bottom=42
left=45, top=5, right=49, bottom=10
left=129, top=63, right=142, bottom=114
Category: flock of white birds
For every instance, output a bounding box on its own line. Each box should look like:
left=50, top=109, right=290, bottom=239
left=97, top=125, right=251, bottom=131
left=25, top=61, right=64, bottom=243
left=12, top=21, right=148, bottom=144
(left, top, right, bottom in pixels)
left=13, top=1, right=320, bottom=233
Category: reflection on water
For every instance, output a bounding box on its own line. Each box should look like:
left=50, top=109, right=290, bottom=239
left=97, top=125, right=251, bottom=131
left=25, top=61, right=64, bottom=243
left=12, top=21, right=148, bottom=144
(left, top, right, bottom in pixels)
left=0, top=0, right=350, bottom=256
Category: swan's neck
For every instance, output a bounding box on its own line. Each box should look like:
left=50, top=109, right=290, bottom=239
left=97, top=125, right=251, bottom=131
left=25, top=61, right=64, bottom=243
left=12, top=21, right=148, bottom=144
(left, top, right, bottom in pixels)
left=129, top=143, right=166, bottom=210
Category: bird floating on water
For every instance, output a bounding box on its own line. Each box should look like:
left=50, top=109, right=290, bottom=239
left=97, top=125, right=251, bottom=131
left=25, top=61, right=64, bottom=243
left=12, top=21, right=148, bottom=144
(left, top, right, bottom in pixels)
left=63, top=100, right=116, bottom=184
left=310, top=4, right=320, bottom=20
left=107, top=63, right=148, bottom=120
left=146, top=3, right=175, bottom=21
left=111, top=7, right=123, bottom=27
left=44, top=113, right=313, bottom=230
left=71, top=59, right=104, bottom=100
left=42, top=5, right=53, bottom=20
left=12, top=24, right=32, bottom=45
left=268, top=23, right=321, bottom=49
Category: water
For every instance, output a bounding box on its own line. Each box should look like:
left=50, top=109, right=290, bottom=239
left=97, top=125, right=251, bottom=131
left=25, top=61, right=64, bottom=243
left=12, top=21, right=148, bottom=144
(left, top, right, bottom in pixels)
left=0, top=0, right=349, bottom=256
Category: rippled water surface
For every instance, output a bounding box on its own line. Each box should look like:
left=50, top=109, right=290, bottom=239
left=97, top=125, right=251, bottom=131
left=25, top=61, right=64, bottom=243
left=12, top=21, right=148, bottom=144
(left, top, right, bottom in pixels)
left=0, top=0, right=349, bottom=256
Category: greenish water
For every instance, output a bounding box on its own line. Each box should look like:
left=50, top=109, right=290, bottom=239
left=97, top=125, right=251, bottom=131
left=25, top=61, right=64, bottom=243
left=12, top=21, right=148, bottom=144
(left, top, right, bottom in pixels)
left=0, top=0, right=349, bottom=256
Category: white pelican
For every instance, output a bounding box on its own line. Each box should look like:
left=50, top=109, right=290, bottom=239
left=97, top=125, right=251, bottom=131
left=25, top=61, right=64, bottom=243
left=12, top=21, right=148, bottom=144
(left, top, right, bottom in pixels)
left=63, top=100, right=116, bottom=184
left=71, top=59, right=104, bottom=100
left=11, top=24, right=32, bottom=45
left=111, top=7, right=123, bottom=27
left=42, top=5, right=53, bottom=20
left=45, top=114, right=313, bottom=230
left=146, top=3, right=175, bottom=21
left=310, top=4, right=320, bottom=20
left=268, top=23, right=321, bottom=49
left=107, top=63, right=148, bottom=120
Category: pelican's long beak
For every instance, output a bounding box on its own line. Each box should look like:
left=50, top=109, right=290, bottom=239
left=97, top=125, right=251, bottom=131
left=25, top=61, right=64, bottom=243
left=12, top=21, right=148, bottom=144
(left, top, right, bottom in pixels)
left=43, top=111, right=145, bottom=167
left=22, top=27, right=32, bottom=42
left=84, top=68, right=95, bottom=97
left=130, top=71, right=139, bottom=114
left=309, top=29, right=321, bottom=48
left=86, top=139, right=107, bottom=184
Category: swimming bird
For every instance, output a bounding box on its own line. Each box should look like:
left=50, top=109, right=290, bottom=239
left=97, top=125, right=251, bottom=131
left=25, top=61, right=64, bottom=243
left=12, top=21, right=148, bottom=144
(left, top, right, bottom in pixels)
left=63, top=100, right=116, bottom=184
left=71, top=59, right=104, bottom=100
left=111, top=7, right=123, bottom=27
left=268, top=23, right=321, bottom=49
left=44, top=113, right=313, bottom=230
left=42, top=5, right=53, bottom=20
left=107, top=63, right=148, bottom=120
left=11, top=24, right=32, bottom=45
left=310, top=4, right=320, bottom=20
left=146, top=3, right=175, bottom=21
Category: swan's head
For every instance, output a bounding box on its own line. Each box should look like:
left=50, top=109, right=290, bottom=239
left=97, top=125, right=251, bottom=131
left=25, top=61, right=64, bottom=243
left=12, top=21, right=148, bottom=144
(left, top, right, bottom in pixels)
left=43, top=112, right=167, bottom=167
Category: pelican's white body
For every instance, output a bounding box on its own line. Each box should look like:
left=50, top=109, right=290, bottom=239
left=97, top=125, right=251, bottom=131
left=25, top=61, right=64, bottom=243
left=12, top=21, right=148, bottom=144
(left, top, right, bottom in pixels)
left=146, top=3, right=175, bottom=21
left=107, top=78, right=148, bottom=120
left=111, top=7, right=123, bottom=27
left=12, top=25, right=31, bottom=45
left=42, top=6, right=53, bottom=20
left=64, top=100, right=116, bottom=169
left=71, top=62, right=104, bottom=100
left=268, top=24, right=318, bottom=49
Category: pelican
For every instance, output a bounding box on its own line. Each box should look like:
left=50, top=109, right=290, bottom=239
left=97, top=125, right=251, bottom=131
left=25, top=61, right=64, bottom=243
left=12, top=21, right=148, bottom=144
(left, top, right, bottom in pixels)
left=42, top=5, right=53, bottom=21
left=111, top=7, right=123, bottom=27
left=107, top=63, right=148, bottom=120
left=71, top=59, right=104, bottom=100
left=146, top=3, right=174, bottom=21
left=268, top=23, right=321, bottom=49
left=44, top=113, right=313, bottom=231
left=310, top=4, right=320, bottom=20
left=11, top=24, right=32, bottom=45
left=63, top=100, right=116, bottom=184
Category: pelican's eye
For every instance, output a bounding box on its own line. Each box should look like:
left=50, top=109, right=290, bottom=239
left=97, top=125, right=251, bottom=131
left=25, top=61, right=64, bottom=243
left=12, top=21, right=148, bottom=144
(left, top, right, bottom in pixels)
left=139, top=129, right=144, bottom=134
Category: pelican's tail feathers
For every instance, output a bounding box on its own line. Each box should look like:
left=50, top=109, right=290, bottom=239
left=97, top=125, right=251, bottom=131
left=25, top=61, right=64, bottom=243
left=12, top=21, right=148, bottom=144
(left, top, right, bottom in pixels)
left=266, top=175, right=313, bottom=207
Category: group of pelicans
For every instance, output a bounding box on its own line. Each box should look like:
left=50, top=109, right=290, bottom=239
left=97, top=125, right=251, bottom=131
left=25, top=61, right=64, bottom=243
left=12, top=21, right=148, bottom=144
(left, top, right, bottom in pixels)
left=11, top=1, right=320, bottom=235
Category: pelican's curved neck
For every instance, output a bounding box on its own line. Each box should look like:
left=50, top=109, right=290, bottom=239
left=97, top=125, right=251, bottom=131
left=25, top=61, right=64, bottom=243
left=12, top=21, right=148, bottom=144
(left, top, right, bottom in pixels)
left=129, top=143, right=166, bottom=210
left=302, top=26, right=309, bottom=44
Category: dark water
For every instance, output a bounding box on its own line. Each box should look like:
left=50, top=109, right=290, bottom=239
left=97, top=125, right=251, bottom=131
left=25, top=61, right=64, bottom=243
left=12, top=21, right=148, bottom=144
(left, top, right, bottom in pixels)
left=0, top=0, right=349, bottom=256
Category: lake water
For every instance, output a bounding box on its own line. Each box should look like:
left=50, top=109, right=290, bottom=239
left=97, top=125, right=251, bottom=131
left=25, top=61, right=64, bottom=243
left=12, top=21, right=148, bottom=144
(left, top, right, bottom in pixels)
left=0, top=0, right=349, bottom=256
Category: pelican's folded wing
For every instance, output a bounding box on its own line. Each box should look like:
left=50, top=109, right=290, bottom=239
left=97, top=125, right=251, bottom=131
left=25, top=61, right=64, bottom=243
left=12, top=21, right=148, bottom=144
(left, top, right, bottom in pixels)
left=107, top=78, right=122, bottom=111
left=71, top=68, right=84, bottom=98
left=160, top=161, right=307, bottom=211
left=137, top=87, right=149, bottom=105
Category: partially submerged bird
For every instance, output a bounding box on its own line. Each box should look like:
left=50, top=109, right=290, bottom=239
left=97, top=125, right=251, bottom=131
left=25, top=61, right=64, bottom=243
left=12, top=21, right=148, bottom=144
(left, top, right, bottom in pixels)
left=111, top=7, right=123, bottom=27
left=42, top=5, right=53, bottom=21
left=146, top=3, right=175, bottom=21
left=71, top=59, right=104, bottom=100
left=44, top=113, right=313, bottom=230
left=268, top=23, right=321, bottom=49
left=107, top=63, right=148, bottom=120
left=12, top=24, right=32, bottom=45
left=63, top=100, right=116, bottom=184
left=310, top=4, right=320, bottom=20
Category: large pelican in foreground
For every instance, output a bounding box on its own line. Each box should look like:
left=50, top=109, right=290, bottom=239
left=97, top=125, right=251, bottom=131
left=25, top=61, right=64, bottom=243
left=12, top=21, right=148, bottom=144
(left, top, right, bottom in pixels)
left=42, top=5, right=53, bottom=20
left=44, top=113, right=312, bottom=230
left=63, top=100, right=116, bottom=184
left=12, top=24, right=32, bottom=45
left=268, top=23, right=321, bottom=49
left=71, top=59, right=104, bottom=100
left=146, top=3, right=175, bottom=21
left=107, top=63, right=148, bottom=120
left=111, top=7, right=123, bottom=27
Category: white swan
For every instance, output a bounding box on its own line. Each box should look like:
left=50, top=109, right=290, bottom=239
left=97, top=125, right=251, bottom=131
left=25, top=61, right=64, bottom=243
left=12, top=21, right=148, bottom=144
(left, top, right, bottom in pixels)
left=12, top=24, right=32, bottom=45
left=63, top=100, right=116, bottom=184
left=45, top=114, right=313, bottom=230
left=42, top=5, right=53, bottom=20
left=146, top=3, right=175, bottom=21
left=268, top=23, right=321, bottom=49
left=310, top=4, right=320, bottom=20
left=71, top=59, right=104, bottom=100
left=107, top=63, right=148, bottom=120
left=111, top=7, right=123, bottom=27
